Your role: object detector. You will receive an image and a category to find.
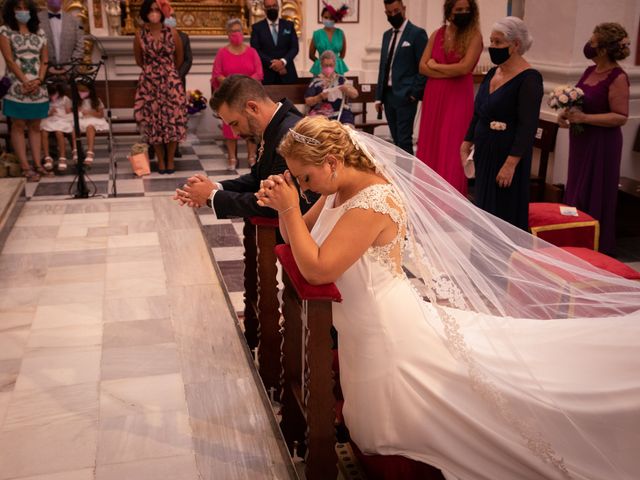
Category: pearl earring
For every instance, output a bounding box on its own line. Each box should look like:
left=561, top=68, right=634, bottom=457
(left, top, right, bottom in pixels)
left=331, top=170, right=337, bottom=179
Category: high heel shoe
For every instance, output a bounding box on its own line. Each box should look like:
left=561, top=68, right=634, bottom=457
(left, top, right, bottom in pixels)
left=227, top=157, right=237, bottom=171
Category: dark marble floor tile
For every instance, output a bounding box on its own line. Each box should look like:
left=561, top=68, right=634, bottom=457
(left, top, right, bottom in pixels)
left=217, top=260, right=244, bottom=292
left=142, top=177, right=190, bottom=192
left=33, top=181, right=108, bottom=196
left=112, top=192, right=145, bottom=198
left=173, top=160, right=204, bottom=171
left=202, top=224, right=242, bottom=248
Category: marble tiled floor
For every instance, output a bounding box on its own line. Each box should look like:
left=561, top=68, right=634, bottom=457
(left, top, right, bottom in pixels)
left=0, top=197, right=295, bottom=480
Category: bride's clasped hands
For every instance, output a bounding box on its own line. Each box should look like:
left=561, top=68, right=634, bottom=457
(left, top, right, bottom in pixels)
left=255, top=171, right=301, bottom=216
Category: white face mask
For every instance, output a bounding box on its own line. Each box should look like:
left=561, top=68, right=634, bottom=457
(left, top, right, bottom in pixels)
left=164, top=17, right=176, bottom=28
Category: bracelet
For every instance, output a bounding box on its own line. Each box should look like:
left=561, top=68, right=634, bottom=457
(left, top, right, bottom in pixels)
left=278, top=206, right=297, bottom=215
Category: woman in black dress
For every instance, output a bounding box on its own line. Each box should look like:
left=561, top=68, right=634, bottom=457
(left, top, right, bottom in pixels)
left=462, top=16, right=542, bottom=230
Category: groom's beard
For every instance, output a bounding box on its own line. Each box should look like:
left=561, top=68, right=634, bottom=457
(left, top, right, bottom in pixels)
left=239, top=116, right=262, bottom=144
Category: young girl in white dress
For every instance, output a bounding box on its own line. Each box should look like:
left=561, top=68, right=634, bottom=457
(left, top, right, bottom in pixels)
left=41, top=82, right=74, bottom=172
left=77, top=82, right=108, bottom=165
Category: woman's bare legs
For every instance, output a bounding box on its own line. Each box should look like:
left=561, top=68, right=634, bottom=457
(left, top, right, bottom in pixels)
left=153, top=143, right=165, bottom=172
left=247, top=139, right=257, bottom=167
left=225, top=138, right=237, bottom=170
left=166, top=141, right=176, bottom=173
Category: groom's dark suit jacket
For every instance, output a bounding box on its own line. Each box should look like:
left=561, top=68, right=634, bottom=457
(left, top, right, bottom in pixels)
left=250, top=18, right=299, bottom=85
left=213, top=98, right=312, bottom=219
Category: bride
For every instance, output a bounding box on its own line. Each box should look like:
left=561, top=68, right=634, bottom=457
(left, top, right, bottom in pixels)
left=256, top=116, right=640, bottom=480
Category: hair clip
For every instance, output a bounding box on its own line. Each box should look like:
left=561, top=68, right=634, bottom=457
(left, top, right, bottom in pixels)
left=289, top=129, right=321, bottom=146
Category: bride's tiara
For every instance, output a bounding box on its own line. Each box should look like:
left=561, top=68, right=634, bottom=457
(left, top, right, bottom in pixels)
left=289, top=129, right=321, bottom=146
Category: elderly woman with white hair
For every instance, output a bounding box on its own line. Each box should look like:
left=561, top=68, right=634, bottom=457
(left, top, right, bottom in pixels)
left=461, top=16, right=543, bottom=230
left=304, top=49, right=358, bottom=125
left=210, top=17, right=263, bottom=169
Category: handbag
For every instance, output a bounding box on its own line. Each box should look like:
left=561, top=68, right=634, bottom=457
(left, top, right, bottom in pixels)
left=128, top=142, right=150, bottom=176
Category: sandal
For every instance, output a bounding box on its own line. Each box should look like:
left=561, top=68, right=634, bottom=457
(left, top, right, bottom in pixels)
left=22, top=168, right=40, bottom=182
left=43, top=156, right=53, bottom=170
left=36, top=166, right=53, bottom=177
left=57, top=157, right=67, bottom=172
left=84, top=151, right=94, bottom=165
left=247, top=155, right=257, bottom=168
left=227, top=157, right=237, bottom=171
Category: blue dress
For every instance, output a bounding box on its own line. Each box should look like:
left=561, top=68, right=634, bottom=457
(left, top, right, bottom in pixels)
left=465, top=67, right=543, bottom=230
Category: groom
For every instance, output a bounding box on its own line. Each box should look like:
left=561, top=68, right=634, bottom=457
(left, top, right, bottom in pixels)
left=174, top=75, right=314, bottom=217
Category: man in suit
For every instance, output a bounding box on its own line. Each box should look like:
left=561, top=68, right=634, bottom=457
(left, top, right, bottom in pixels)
left=250, top=0, right=299, bottom=85
left=375, top=0, right=427, bottom=154
left=174, top=75, right=314, bottom=218
left=38, top=0, right=84, bottom=67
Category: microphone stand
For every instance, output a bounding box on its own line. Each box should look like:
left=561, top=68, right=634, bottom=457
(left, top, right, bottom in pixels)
left=87, top=34, right=117, bottom=197
left=45, top=60, right=102, bottom=199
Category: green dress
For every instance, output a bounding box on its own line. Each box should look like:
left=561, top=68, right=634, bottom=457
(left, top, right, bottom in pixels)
left=0, top=25, right=48, bottom=119
left=310, top=28, right=348, bottom=75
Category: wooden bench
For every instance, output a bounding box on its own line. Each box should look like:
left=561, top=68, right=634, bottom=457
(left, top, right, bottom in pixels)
left=617, top=176, right=640, bottom=237
left=263, top=76, right=388, bottom=134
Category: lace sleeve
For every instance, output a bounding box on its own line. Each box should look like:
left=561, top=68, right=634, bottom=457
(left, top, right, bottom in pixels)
left=608, top=72, right=630, bottom=117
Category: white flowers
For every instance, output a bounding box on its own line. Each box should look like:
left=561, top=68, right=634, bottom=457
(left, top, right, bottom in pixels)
left=548, top=85, right=584, bottom=110
left=489, top=121, right=507, bottom=131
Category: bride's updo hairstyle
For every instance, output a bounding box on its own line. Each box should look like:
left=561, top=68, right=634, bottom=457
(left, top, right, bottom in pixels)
left=278, top=116, right=377, bottom=172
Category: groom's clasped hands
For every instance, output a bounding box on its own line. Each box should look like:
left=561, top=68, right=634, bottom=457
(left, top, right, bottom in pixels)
left=256, top=171, right=300, bottom=213
left=173, top=174, right=216, bottom=208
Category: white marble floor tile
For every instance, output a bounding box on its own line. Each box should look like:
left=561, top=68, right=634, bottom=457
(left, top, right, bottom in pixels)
left=232, top=222, right=245, bottom=237
left=32, top=302, right=103, bottom=330
left=111, top=178, right=145, bottom=194
left=97, top=411, right=193, bottom=465
left=101, top=343, right=180, bottom=381
left=212, top=246, right=244, bottom=262
left=14, top=347, right=101, bottom=391
left=0, top=254, right=49, bottom=288
left=0, top=306, right=36, bottom=332
left=105, top=276, right=166, bottom=299
left=0, top=329, right=30, bottom=360
left=0, top=358, right=21, bottom=392
left=3, top=382, right=98, bottom=431
left=37, top=281, right=104, bottom=306
left=106, top=260, right=165, bottom=281
left=87, top=225, right=128, bottom=237
left=95, top=454, right=199, bottom=480
left=26, top=324, right=103, bottom=352
left=55, top=225, right=89, bottom=238
left=100, top=373, right=187, bottom=418
left=107, top=232, right=160, bottom=249
left=0, top=391, right=10, bottom=427
left=228, top=291, right=245, bottom=314
left=54, top=236, right=109, bottom=252
left=102, top=318, right=173, bottom=348
left=20, top=204, right=66, bottom=216
left=103, top=295, right=168, bottom=323
left=109, top=210, right=156, bottom=226
left=7, top=468, right=94, bottom=480
left=44, top=263, right=107, bottom=285
left=15, top=214, right=64, bottom=227
left=108, top=199, right=153, bottom=212
left=60, top=212, right=110, bottom=227
left=105, top=244, right=162, bottom=263
left=0, top=286, right=43, bottom=310
left=2, top=238, right=54, bottom=254
left=0, top=417, right=97, bottom=479
left=6, top=226, right=59, bottom=240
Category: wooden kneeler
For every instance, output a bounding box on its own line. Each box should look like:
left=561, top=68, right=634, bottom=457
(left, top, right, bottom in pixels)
left=275, top=244, right=343, bottom=480
left=243, top=216, right=282, bottom=399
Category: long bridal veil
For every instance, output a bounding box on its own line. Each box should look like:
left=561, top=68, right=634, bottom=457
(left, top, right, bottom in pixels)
left=345, top=127, right=640, bottom=479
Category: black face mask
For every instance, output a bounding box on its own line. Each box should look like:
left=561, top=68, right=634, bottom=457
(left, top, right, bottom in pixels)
left=583, top=42, right=599, bottom=59
left=386, top=12, right=404, bottom=29
left=489, top=46, right=511, bottom=65
left=451, top=12, right=473, bottom=29
left=265, top=8, right=279, bottom=22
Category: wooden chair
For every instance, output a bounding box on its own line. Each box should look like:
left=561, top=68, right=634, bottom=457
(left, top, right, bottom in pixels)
left=530, top=119, right=559, bottom=202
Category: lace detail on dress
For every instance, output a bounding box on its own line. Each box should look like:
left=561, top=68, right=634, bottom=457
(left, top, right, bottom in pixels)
left=342, top=184, right=407, bottom=278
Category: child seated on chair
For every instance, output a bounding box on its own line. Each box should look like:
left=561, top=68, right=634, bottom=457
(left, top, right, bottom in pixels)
left=77, top=82, right=108, bottom=165
left=41, top=81, right=74, bottom=173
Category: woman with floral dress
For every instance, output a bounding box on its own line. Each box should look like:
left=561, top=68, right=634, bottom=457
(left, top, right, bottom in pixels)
left=133, top=0, right=186, bottom=174
left=0, top=0, right=50, bottom=181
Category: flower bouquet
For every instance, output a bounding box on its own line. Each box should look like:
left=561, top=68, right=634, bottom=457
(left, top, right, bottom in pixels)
left=547, top=85, right=585, bottom=134
left=187, top=89, right=207, bottom=115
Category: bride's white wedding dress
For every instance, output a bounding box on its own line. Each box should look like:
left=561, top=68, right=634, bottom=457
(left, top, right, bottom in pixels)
left=310, top=183, right=640, bottom=480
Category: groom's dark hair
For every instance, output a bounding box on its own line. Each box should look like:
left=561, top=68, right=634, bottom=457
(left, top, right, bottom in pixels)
left=210, top=75, right=269, bottom=114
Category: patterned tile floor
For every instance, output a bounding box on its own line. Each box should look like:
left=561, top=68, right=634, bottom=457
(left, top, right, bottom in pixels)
left=21, top=134, right=640, bottom=308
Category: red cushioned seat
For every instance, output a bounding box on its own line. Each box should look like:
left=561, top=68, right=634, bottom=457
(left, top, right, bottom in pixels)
left=529, top=202, right=600, bottom=250
left=559, top=247, right=640, bottom=280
